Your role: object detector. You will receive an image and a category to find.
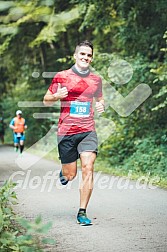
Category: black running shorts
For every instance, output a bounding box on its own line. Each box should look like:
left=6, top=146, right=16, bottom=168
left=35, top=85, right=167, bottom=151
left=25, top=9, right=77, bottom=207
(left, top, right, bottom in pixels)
left=57, top=131, right=98, bottom=164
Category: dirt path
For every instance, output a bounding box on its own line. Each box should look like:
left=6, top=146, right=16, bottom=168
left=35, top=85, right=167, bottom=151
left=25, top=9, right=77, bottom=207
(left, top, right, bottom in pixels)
left=0, top=145, right=167, bottom=252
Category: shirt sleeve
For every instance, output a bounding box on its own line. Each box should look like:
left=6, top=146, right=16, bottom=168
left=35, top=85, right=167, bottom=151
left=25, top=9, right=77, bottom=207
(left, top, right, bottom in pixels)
left=94, top=77, right=103, bottom=98
left=9, top=118, right=15, bottom=126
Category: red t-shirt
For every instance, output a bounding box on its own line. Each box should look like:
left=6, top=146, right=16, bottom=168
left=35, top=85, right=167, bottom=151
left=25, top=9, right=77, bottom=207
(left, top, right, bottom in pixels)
left=49, top=68, right=102, bottom=135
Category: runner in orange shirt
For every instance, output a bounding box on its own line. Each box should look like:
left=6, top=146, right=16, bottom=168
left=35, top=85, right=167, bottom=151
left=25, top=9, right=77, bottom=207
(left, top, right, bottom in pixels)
left=9, top=110, right=27, bottom=153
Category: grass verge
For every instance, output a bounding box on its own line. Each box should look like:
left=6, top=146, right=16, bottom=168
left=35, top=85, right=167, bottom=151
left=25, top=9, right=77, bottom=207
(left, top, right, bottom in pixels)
left=25, top=143, right=167, bottom=189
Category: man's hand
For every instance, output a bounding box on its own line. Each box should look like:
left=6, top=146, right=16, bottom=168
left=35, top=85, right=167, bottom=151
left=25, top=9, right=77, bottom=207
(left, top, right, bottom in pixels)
left=95, top=101, right=105, bottom=114
left=9, top=125, right=17, bottom=130
left=43, top=83, right=68, bottom=106
left=54, top=83, right=68, bottom=100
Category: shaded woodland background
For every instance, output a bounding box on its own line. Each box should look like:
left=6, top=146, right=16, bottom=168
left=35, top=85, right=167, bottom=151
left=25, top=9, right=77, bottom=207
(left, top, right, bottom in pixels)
left=0, top=0, right=167, bottom=184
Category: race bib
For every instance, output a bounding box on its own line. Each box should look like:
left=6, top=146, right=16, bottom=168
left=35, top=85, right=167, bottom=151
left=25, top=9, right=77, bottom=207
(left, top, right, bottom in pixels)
left=16, top=133, right=21, bottom=137
left=70, top=101, right=90, bottom=117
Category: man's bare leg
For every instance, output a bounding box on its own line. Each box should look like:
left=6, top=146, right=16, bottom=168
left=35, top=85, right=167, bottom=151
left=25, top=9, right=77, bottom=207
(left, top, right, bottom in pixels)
left=61, top=161, right=77, bottom=182
left=79, top=152, right=96, bottom=208
left=20, top=140, right=24, bottom=153
left=14, top=143, right=19, bottom=152
left=77, top=152, right=96, bottom=225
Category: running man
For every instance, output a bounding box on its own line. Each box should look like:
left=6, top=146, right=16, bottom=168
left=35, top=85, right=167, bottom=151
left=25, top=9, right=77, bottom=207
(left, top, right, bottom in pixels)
left=9, top=110, right=27, bottom=153
left=43, top=40, right=104, bottom=225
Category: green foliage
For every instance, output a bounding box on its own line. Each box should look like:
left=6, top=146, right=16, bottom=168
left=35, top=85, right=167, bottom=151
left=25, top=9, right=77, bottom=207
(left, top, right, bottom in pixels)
left=0, top=181, right=55, bottom=251
left=118, top=0, right=167, bottom=57
left=29, top=7, right=80, bottom=48
left=152, top=85, right=167, bottom=111
left=0, top=0, right=166, bottom=186
left=124, top=136, right=167, bottom=176
left=150, top=30, right=167, bottom=111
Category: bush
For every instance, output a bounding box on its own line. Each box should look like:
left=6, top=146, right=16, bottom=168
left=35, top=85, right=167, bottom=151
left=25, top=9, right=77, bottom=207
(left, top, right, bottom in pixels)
left=123, top=137, right=167, bottom=178
left=0, top=181, right=55, bottom=252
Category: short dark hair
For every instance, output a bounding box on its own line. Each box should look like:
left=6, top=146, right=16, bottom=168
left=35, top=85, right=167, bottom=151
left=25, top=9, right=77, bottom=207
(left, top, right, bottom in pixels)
left=75, top=40, right=93, bottom=55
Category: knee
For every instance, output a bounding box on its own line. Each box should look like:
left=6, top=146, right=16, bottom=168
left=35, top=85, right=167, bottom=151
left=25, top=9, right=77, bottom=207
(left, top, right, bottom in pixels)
left=82, top=164, right=93, bottom=178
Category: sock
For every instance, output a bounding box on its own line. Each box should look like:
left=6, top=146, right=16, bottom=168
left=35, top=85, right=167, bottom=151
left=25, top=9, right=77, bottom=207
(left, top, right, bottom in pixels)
left=20, top=145, right=24, bottom=153
left=78, top=208, right=86, bottom=216
left=15, top=146, right=19, bottom=152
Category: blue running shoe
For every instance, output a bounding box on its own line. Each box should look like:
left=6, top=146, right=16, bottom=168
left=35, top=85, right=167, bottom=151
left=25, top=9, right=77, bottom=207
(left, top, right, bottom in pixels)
left=77, top=212, right=92, bottom=226
left=59, top=170, right=68, bottom=185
